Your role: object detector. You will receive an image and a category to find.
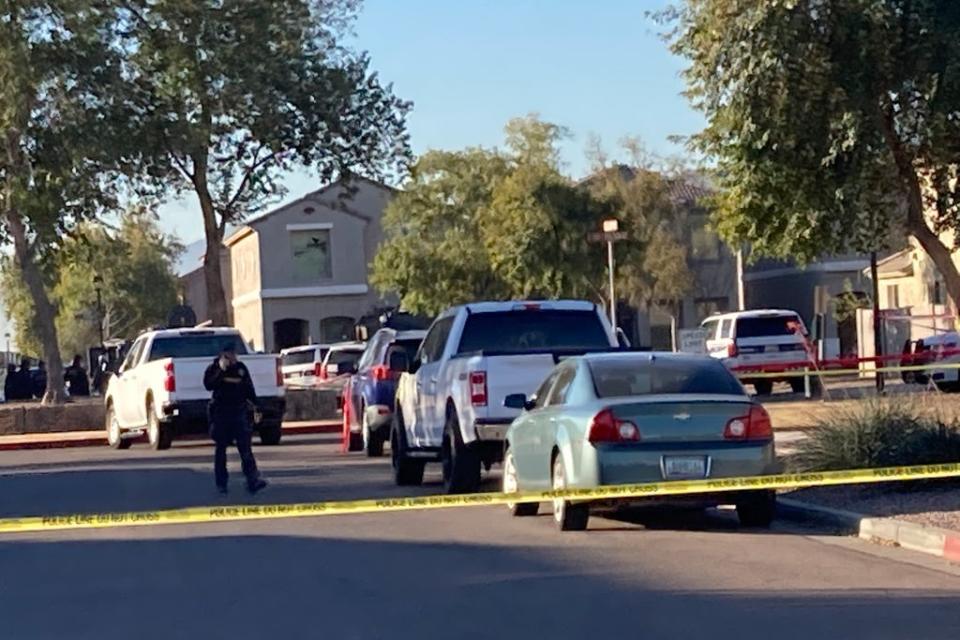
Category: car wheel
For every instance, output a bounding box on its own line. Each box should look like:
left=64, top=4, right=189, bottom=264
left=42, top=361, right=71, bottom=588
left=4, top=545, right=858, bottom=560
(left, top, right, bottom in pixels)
left=362, top=405, right=385, bottom=457
left=736, top=490, right=776, bottom=528
left=753, top=380, right=774, bottom=396
left=441, top=410, right=480, bottom=494
left=503, top=448, right=538, bottom=517
left=552, top=454, right=588, bottom=531
left=391, top=411, right=425, bottom=486
left=146, top=399, right=172, bottom=450
left=105, top=403, right=131, bottom=450
left=258, top=423, right=282, bottom=446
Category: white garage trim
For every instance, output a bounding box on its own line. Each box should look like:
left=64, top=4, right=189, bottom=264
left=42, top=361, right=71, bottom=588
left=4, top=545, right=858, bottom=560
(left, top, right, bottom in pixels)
left=286, top=222, right=334, bottom=231
left=231, top=284, right=368, bottom=307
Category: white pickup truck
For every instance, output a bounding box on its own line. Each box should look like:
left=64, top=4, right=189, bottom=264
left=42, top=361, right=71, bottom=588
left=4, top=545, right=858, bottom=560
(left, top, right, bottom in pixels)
left=104, top=327, right=286, bottom=450
left=390, top=300, right=620, bottom=493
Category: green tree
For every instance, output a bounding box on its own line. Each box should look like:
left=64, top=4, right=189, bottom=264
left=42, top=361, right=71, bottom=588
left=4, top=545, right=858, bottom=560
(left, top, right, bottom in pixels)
left=371, top=148, right=512, bottom=314
left=373, top=116, right=694, bottom=316
left=123, top=0, right=412, bottom=325
left=668, top=0, right=960, bottom=304
left=1, top=213, right=181, bottom=361
left=1, top=0, right=137, bottom=402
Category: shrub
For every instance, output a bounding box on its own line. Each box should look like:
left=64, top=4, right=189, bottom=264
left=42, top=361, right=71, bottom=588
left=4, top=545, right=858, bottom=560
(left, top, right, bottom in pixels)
left=789, top=399, right=960, bottom=472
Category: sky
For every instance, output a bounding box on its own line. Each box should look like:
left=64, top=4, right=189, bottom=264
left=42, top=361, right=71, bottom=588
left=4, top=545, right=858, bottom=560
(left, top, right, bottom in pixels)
left=158, top=0, right=703, bottom=244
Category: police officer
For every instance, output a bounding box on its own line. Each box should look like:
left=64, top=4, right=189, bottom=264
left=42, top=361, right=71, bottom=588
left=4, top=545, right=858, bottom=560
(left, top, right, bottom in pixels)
left=203, top=344, right=267, bottom=495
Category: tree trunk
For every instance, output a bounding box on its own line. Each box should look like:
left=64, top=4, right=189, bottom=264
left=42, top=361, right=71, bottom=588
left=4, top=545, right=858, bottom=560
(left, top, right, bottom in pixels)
left=193, top=171, right=229, bottom=326
left=6, top=209, right=65, bottom=404
left=906, top=215, right=960, bottom=315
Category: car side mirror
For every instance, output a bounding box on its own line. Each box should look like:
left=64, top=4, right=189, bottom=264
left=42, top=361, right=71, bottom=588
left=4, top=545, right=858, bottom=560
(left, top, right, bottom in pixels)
left=504, top=393, right=529, bottom=411
left=388, top=350, right=410, bottom=373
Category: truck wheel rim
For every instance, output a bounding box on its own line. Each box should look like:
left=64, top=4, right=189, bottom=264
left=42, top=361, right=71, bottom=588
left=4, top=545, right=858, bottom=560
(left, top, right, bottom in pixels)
left=148, top=413, right=158, bottom=444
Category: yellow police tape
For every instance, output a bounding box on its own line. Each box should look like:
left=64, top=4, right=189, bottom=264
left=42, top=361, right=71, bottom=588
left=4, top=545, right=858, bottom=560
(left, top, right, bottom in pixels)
left=1, top=462, right=959, bottom=535
left=738, top=361, right=960, bottom=379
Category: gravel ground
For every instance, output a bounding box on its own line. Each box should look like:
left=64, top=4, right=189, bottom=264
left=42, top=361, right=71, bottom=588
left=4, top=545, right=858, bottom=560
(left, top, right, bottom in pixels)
left=786, top=481, right=960, bottom=531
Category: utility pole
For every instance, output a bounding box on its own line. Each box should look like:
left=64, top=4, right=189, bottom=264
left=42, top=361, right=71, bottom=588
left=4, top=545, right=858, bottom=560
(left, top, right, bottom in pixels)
left=736, top=246, right=746, bottom=311
left=93, top=275, right=105, bottom=349
left=870, top=251, right=884, bottom=392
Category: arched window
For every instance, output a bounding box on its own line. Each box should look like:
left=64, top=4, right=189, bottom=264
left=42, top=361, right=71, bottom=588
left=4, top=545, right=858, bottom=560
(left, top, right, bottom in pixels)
left=320, top=316, right=354, bottom=343
left=273, top=318, right=309, bottom=351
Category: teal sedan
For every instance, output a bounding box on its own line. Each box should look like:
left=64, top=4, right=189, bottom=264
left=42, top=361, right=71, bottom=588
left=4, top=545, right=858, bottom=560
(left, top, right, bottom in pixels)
left=502, top=352, right=779, bottom=531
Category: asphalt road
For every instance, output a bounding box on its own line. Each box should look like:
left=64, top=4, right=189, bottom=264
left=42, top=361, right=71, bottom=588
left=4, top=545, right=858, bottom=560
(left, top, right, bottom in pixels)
left=2, top=434, right=959, bottom=640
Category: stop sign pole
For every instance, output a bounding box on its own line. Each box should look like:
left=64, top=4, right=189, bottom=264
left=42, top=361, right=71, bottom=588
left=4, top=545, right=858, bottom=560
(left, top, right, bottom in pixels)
left=588, top=220, right=627, bottom=330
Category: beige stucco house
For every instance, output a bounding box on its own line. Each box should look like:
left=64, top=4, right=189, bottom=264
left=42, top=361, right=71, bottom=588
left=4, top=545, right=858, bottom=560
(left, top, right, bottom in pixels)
left=179, top=177, right=395, bottom=352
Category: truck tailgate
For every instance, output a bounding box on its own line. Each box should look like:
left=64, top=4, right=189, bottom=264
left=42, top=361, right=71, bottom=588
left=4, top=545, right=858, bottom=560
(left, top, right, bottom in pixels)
left=169, top=355, right=282, bottom=402
left=479, top=354, right=561, bottom=420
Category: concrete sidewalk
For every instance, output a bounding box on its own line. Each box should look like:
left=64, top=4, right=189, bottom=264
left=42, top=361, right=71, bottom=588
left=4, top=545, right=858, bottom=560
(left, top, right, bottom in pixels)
left=0, top=419, right=341, bottom=451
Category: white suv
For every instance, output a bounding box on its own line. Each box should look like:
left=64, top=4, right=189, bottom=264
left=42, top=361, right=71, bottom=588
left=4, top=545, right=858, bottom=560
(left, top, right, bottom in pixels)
left=702, top=309, right=810, bottom=395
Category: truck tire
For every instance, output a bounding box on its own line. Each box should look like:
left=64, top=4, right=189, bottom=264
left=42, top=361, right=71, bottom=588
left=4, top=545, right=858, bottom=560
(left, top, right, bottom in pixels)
left=146, top=399, right=172, bottom=450
left=736, top=490, right=776, bottom=528
left=441, top=409, right=481, bottom=494
left=258, top=422, right=282, bottom=446
left=391, top=411, right=425, bottom=486
left=753, top=380, right=773, bottom=396
left=105, top=403, right=131, bottom=450
left=362, top=404, right=385, bottom=457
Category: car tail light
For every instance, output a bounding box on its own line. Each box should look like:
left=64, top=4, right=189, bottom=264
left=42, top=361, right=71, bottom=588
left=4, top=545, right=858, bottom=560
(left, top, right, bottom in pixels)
left=727, top=342, right=739, bottom=358
left=371, top=364, right=392, bottom=381
left=276, top=359, right=283, bottom=387
left=469, top=371, right=487, bottom=406
left=724, top=405, right=773, bottom=440
left=316, top=362, right=327, bottom=380
left=163, top=361, right=175, bottom=392
left=588, top=408, right=640, bottom=444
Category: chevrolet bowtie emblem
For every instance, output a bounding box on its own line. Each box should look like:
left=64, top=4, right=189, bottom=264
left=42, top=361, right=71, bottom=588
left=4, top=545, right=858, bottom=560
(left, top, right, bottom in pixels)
left=673, top=413, right=691, bottom=421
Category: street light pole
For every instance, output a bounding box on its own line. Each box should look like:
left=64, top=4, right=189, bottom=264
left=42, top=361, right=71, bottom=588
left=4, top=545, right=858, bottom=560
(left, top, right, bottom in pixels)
left=93, top=275, right=104, bottom=349
left=602, top=219, right=619, bottom=330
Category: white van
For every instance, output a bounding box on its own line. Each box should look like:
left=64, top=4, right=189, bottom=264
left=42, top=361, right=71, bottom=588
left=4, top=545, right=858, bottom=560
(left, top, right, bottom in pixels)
left=701, top=309, right=810, bottom=395
left=279, top=344, right=331, bottom=387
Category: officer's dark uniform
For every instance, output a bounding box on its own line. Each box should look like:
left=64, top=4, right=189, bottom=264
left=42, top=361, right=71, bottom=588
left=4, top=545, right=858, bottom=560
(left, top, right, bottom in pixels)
left=203, top=355, right=265, bottom=493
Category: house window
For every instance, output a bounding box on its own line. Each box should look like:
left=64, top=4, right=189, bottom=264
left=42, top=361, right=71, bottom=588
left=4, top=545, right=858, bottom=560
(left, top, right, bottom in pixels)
left=690, top=224, right=721, bottom=261
left=932, top=280, right=944, bottom=306
left=886, top=284, right=900, bottom=309
left=290, top=229, right=332, bottom=281
left=320, top=316, right=355, bottom=343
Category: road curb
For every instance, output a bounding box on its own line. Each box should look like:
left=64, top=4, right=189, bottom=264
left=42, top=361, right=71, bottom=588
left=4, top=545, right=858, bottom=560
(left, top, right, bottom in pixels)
left=778, top=497, right=960, bottom=563
left=0, top=421, right=341, bottom=452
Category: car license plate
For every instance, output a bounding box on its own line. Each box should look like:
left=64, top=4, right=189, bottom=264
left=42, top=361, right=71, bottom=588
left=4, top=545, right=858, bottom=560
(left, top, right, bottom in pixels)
left=764, top=345, right=777, bottom=353
left=663, top=456, right=707, bottom=479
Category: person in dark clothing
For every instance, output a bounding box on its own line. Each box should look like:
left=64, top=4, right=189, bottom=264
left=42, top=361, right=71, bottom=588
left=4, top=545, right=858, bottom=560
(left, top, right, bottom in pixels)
left=203, top=345, right=267, bottom=495
left=7, top=358, right=33, bottom=401
left=4, top=364, right=18, bottom=402
left=31, top=360, right=47, bottom=399
left=64, top=355, right=90, bottom=397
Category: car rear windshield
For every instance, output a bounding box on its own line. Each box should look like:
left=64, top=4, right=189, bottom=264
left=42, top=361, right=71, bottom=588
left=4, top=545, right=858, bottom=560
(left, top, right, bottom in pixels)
left=735, top=315, right=802, bottom=339
left=589, top=358, right=744, bottom=398
left=281, top=350, right=316, bottom=367
left=388, top=338, right=422, bottom=364
left=328, top=349, right=363, bottom=366
left=147, top=334, right=249, bottom=361
left=456, top=309, right=610, bottom=354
